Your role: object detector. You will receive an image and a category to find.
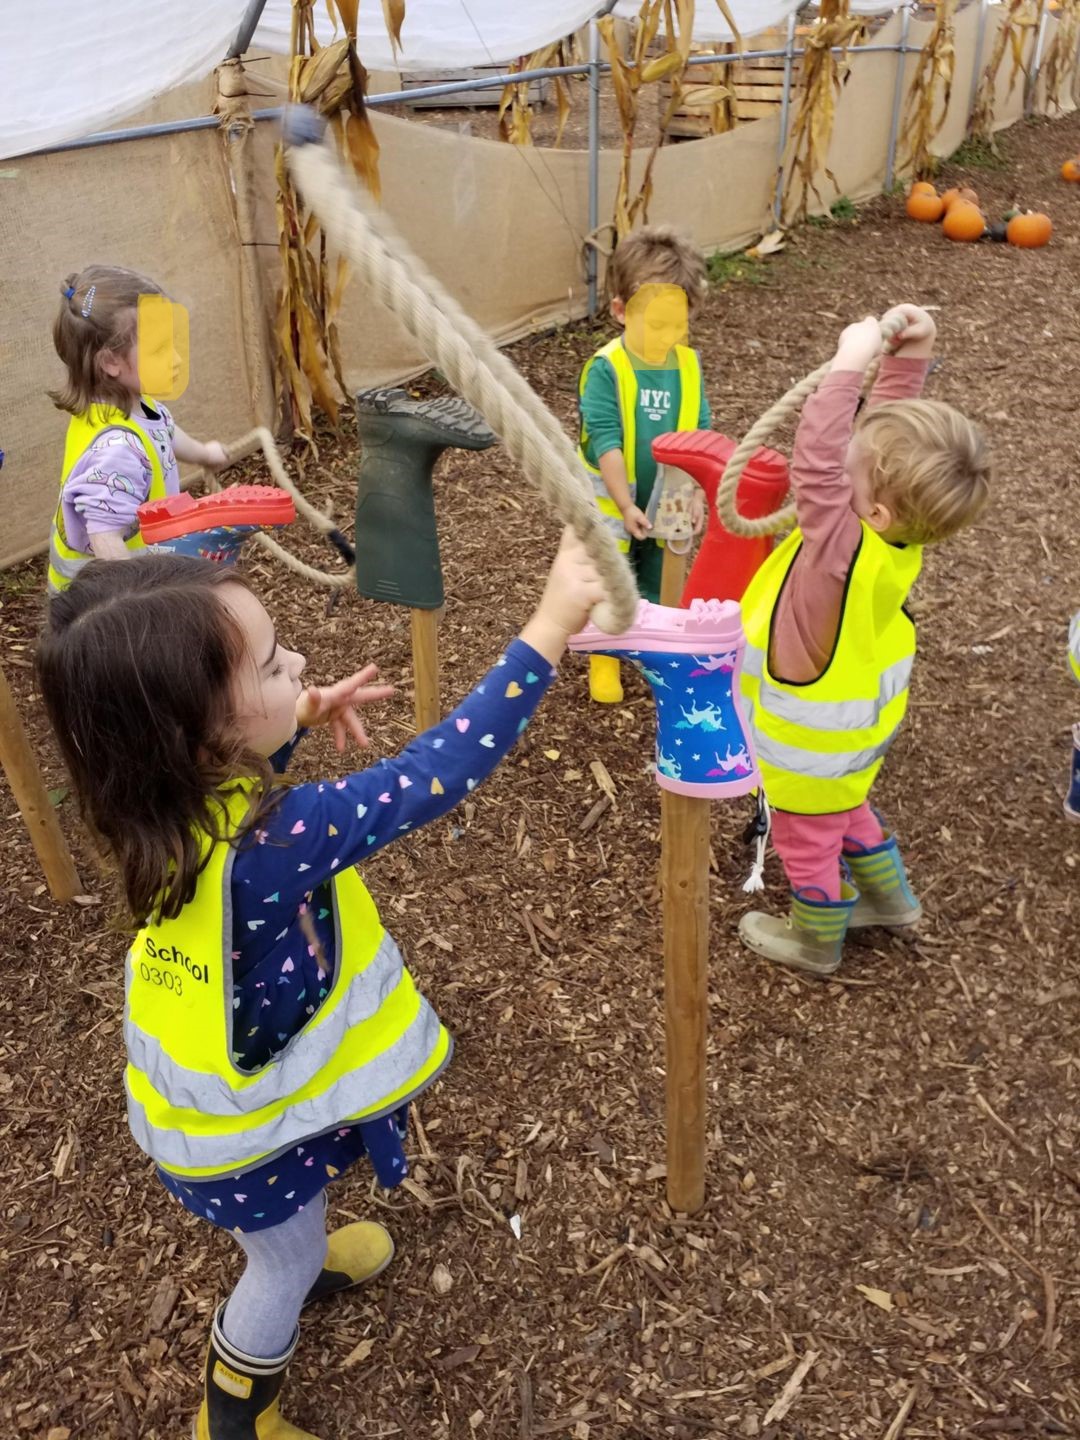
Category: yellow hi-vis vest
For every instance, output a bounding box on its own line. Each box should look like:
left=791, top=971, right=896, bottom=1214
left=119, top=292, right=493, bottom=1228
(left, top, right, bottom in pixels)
left=123, top=785, right=452, bottom=1180
left=739, top=524, right=923, bottom=815
left=1069, top=611, right=1080, bottom=684
left=48, top=403, right=167, bottom=594
left=577, top=338, right=702, bottom=552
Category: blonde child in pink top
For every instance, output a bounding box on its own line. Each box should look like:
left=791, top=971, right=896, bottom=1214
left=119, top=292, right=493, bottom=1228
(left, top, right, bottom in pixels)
left=739, top=306, right=991, bottom=976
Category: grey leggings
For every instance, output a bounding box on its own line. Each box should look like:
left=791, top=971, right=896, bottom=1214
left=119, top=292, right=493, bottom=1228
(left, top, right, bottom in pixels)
left=220, top=1193, right=329, bottom=1358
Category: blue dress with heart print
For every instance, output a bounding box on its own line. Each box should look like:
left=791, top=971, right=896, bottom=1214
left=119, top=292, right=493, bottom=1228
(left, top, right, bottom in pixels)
left=157, top=639, right=554, bottom=1232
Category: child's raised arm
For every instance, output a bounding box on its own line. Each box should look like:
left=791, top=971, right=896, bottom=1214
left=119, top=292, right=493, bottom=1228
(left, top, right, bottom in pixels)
left=785, top=317, right=880, bottom=571
left=246, top=530, right=605, bottom=903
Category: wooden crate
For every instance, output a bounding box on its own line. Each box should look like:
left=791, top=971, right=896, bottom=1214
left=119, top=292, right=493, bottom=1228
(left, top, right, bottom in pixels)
left=660, top=31, right=805, bottom=138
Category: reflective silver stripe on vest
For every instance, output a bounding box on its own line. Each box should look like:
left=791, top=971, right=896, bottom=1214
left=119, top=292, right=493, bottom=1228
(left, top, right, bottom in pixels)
left=742, top=646, right=764, bottom=681
left=753, top=728, right=895, bottom=780
left=743, top=648, right=911, bottom=733
left=126, top=1002, right=451, bottom=1175
left=47, top=542, right=88, bottom=590
left=124, top=930, right=411, bottom=1117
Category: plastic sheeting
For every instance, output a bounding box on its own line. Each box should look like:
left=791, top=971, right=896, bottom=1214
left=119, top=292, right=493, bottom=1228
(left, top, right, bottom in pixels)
left=3, top=0, right=907, bottom=158
left=0, top=0, right=242, bottom=159
left=254, top=0, right=603, bottom=71
left=612, top=0, right=901, bottom=43
left=613, top=0, right=798, bottom=42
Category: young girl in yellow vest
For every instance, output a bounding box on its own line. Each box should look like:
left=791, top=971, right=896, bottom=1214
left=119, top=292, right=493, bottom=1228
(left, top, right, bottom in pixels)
left=738, top=306, right=991, bottom=977
left=37, top=535, right=605, bottom=1439
left=577, top=225, right=711, bottom=703
left=48, top=264, right=227, bottom=593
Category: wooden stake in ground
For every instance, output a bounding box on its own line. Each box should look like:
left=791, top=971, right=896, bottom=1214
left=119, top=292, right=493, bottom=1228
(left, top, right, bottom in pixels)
left=410, top=608, right=441, bottom=733
left=660, top=786, right=710, bottom=1214
left=659, top=543, right=688, bottom=609
left=0, top=662, right=82, bottom=901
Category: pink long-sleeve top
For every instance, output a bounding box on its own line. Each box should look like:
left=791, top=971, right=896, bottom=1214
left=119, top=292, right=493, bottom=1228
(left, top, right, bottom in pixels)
left=770, top=355, right=930, bottom=683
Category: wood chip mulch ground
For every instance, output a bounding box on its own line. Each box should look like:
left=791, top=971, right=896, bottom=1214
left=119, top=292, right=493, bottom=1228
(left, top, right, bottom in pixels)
left=2, top=112, right=1079, bottom=1440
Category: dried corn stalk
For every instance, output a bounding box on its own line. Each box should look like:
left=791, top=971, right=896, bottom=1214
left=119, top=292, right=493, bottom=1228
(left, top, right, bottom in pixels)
left=275, top=0, right=392, bottom=443
left=969, top=0, right=1044, bottom=144
left=1036, top=0, right=1078, bottom=114
left=778, top=0, right=863, bottom=223
left=498, top=0, right=741, bottom=237
left=498, top=42, right=573, bottom=148
left=899, top=0, right=956, bottom=177
left=595, top=0, right=696, bottom=238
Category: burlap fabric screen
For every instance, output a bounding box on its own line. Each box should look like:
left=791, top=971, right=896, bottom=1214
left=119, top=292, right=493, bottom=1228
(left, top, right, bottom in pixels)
left=0, top=13, right=1073, bottom=568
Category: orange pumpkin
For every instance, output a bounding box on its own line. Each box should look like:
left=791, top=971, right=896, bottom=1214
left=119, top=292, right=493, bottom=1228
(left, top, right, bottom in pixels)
left=939, top=186, right=962, bottom=212
left=910, top=180, right=938, bottom=197
left=956, top=185, right=980, bottom=206
left=906, top=190, right=945, bottom=222
left=942, top=201, right=986, bottom=242
left=1062, top=158, right=1080, bottom=182
left=1006, top=211, right=1053, bottom=247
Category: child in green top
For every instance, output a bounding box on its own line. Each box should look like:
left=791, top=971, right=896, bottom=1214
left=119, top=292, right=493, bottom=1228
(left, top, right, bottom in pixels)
left=577, top=225, right=712, bottom=702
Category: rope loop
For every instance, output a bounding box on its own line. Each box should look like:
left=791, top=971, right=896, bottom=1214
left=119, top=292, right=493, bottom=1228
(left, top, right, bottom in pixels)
left=283, top=112, right=637, bottom=635
left=716, top=312, right=908, bottom=540
left=202, top=428, right=355, bottom=589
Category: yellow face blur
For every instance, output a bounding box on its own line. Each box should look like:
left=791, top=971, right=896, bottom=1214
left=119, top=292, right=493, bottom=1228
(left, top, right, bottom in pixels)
left=622, top=283, right=689, bottom=367
left=137, top=295, right=189, bottom=401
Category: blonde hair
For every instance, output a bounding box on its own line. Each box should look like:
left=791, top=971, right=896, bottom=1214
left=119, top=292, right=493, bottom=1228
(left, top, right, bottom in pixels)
left=857, top=399, right=990, bottom=545
left=49, top=263, right=164, bottom=416
left=608, top=225, right=707, bottom=311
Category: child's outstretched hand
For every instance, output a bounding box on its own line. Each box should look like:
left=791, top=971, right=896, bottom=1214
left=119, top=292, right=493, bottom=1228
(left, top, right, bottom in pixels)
left=295, top=664, right=396, bottom=753
left=831, top=316, right=883, bottom=374
left=880, top=303, right=937, bottom=357
left=521, top=527, right=608, bottom=664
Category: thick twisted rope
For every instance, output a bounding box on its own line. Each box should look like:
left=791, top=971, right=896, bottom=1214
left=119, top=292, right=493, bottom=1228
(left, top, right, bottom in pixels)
left=716, top=313, right=908, bottom=539
left=283, top=109, right=637, bottom=635
left=203, top=427, right=356, bottom=589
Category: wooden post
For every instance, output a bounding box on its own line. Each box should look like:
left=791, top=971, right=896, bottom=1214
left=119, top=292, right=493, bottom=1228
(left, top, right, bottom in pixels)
left=659, top=544, right=689, bottom=609
left=660, top=787, right=711, bottom=1214
left=410, top=607, right=441, bottom=734
left=0, top=662, right=82, bottom=902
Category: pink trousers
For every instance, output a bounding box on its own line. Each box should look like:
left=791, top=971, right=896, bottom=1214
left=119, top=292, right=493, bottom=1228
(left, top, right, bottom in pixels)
left=770, top=802, right=885, bottom=901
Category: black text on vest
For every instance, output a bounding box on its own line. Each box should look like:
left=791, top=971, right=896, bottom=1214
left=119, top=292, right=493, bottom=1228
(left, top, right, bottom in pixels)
left=144, top=937, right=210, bottom=983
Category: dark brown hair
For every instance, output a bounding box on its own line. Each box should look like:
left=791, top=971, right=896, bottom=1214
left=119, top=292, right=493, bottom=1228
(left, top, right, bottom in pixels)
left=50, top=264, right=164, bottom=417
left=37, top=554, right=275, bottom=922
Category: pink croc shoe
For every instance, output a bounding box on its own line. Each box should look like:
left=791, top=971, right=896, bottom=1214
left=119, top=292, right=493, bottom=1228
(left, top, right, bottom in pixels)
left=569, top=599, right=761, bottom=799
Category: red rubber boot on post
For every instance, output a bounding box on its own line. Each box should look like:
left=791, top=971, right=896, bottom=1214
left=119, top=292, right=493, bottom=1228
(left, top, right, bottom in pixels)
left=650, top=431, right=789, bottom=604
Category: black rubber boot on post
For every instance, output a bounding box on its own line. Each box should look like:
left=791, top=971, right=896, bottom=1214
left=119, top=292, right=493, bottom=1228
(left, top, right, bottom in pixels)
left=353, top=388, right=496, bottom=610
left=193, top=1304, right=320, bottom=1439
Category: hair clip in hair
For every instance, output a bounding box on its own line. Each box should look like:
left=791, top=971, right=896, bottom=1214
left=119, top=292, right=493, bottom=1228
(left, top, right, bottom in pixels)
left=63, top=285, right=76, bottom=300
left=81, top=284, right=97, bottom=318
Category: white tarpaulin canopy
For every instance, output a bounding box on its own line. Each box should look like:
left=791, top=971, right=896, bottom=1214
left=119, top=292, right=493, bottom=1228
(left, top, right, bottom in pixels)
left=2, top=0, right=905, bottom=159
left=613, top=0, right=905, bottom=43
left=254, top=0, right=604, bottom=71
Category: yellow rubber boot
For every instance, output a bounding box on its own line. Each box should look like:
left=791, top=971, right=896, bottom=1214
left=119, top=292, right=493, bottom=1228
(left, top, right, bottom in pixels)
left=302, top=1222, right=395, bottom=1307
left=589, top=654, right=623, bottom=704
left=193, top=1305, right=320, bottom=1439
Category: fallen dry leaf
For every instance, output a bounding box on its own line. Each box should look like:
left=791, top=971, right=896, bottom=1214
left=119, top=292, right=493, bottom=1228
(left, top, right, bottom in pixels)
left=856, top=1284, right=894, bottom=1312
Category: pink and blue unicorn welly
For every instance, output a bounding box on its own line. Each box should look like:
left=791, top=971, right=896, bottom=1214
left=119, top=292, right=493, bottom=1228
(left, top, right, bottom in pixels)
left=569, top=598, right=760, bottom=799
